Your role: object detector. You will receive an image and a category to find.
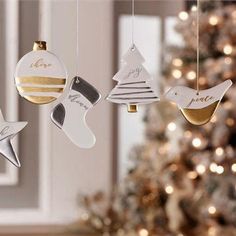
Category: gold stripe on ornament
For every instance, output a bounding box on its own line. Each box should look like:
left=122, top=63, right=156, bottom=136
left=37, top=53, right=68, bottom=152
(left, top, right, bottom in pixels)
left=17, top=86, right=64, bottom=93
left=181, top=100, right=219, bottom=126
left=23, top=96, right=57, bottom=104
left=15, top=76, right=66, bottom=85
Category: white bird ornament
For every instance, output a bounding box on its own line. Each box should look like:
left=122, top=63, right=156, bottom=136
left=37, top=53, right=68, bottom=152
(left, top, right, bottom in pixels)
left=165, top=80, right=232, bottom=125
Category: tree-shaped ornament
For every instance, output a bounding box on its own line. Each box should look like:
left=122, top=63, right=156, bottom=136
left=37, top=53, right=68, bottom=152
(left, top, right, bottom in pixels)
left=165, top=0, right=232, bottom=125
left=15, top=41, right=67, bottom=105
left=106, top=44, right=159, bottom=112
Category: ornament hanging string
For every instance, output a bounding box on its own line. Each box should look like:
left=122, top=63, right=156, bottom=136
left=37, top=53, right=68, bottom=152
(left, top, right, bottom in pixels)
left=76, top=0, right=79, bottom=76
left=131, top=0, right=135, bottom=49
left=196, top=0, right=200, bottom=94
left=39, top=2, right=44, bottom=40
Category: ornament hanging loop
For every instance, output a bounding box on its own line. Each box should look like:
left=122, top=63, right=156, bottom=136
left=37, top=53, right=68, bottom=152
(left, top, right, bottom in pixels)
left=33, top=41, right=47, bottom=51
left=131, top=44, right=136, bottom=51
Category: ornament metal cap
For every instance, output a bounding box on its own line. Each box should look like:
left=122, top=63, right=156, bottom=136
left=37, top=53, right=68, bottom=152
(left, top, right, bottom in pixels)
left=33, top=41, right=47, bottom=51
left=127, top=104, right=138, bottom=113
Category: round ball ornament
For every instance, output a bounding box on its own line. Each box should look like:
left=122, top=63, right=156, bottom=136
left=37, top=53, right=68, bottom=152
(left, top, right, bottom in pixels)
left=14, top=41, right=67, bottom=105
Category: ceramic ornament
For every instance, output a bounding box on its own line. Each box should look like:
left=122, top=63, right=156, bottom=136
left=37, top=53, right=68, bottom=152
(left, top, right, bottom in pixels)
left=106, top=44, right=159, bottom=112
left=165, top=80, right=232, bottom=125
left=0, top=110, right=28, bottom=167
left=165, top=0, right=233, bottom=126
left=15, top=41, right=67, bottom=105
left=51, top=76, right=101, bottom=149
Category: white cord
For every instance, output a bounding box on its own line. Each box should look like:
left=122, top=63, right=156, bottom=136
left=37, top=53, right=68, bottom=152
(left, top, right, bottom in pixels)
left=39, top=1, right=42, bottom=39
left=76, top=0, right=79, bottom=75
left=131, top=0, right=135, bottom=48
left=196, top=0, right=200, bottom=93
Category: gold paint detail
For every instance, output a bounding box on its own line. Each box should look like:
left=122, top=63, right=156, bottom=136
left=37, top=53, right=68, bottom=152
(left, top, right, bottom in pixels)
left=33, top=41, right=47, bottom=51
left=16, top=77, right=66, bottom=85
left=24, top=96, right=56, bottom=105
left=30, top=58, right=52, bottom=69
left=127, top=104, right=138, bottom=113
left=15, top=76, right=66, bottom=104
left=17, top=87, right=64, bottom=93
left=181, top=101, right=219, bottom=125
left=186, top=95, right=214, bottom=108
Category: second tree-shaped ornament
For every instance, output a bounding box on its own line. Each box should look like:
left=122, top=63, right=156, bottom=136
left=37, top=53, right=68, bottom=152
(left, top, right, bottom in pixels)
left=106, top=44, right=159, bottom=112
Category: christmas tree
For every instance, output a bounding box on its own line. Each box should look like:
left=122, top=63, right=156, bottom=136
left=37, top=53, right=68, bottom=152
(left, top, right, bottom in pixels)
left=74, top=1, right=236, bottom=236
left=106, top=44, right=159, bottom=113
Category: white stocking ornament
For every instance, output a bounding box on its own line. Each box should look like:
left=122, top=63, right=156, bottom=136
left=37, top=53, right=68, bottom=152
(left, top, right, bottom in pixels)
left=51, top=77, right=101, bottom=149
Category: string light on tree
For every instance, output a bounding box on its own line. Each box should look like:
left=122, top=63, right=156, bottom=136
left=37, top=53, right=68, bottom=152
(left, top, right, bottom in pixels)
left=187, top=171, right=198, bottom=179
left=210, top=163, right=218, bottom=173
left=232, top=10, right=236, bottom=19
left=208, top=227, right=217, bottom=236
left=216, top=165, right=224, bottom=174
left=184, top=130, right=192, bottom=138
left=208, top=206, right=216, bottom=215
left=167, top=122, right=176, bottom=131
left=231, top=163, right=236, bottom=173
left=226, top=118, right=235, bottom=127
left=209, top=15, right=219, bottom=26
left=178, top=11, right=189, bottom=21
left=223, top=101, right=233, bottom=110
left=159, top=143, right=169, bottom=155
left=172, top=69, right=182, bottom=79
left=186, top=70, right=196, bottom=80
left=224, top=57, right=232, bottom=64
left=199, top=76, right=207, bottom=86
left=80, top=212, right=89, bottom=221
left=191, top=5, right=197, bottom=12
left=223, top=44, right=233, bottom=55
left=170, top=164, right=178, bottom=171
left=192, top=137, right=202, bottom=148
left=196, top=164, right=206, bottom=175
left=117, top=229, right=125, bottom=236
left=215, top=147, right=224, bottom=156
left=165, top=185, right=174, bottom=194
left=172, top=58, right=183, bottom=67
left=139, top=228, right=149, bottom=236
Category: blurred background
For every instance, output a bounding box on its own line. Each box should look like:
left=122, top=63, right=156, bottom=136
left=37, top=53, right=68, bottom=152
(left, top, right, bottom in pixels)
left=0, top=0, right=236, bottom=235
